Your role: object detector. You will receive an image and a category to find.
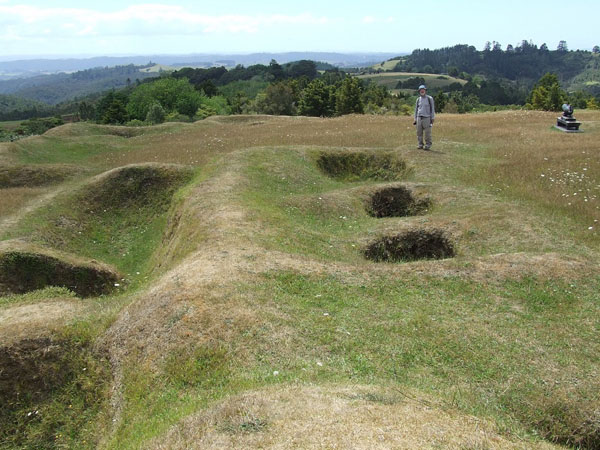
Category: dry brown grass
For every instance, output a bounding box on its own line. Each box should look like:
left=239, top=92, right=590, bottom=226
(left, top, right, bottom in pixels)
left=452, top=110, right=600, bottom=233
left=150, top=384, right=560, bottom=450
left=0, top=187, right=47, bottom=219
left=0, top=300, right=83, bottom=346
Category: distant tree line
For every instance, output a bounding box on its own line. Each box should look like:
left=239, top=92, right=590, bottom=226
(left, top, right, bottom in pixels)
left=393, top=41, right=596, bottom=82
left=0, top=94, right=53, bottom=121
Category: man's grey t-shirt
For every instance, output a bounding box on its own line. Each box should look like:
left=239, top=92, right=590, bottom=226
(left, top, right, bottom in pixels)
left=415, top=95, right=435, bottom=120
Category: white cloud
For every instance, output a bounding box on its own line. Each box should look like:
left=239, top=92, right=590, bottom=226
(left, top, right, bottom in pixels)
left=0, top=4, right=331, bottom=39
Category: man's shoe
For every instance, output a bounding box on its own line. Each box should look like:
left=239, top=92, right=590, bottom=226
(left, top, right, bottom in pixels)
left=417, top=145, right=423, bottom=149
left=424, top=146, right=431, bottom=150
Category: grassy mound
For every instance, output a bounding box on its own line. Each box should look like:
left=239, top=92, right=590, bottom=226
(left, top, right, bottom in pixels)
left=0, top=164, right=80, bottom=188
left=364, top=229, right=455, bottom=262
left=205, top=114, right=278, bottom=125
left=0, top=248, right=119, bottom=297
left=0, top=337, right=110, bottom=449
left=43, top=123, right=144, bottom=139
left=316, top=150, right=410, bottom=181
left=83, top=163, right=193, bottom=210
left=149, top=385, right=556, bottom=449
left=367, top=185, right=431, bottom=218
left=1, top=163, right=195, bottom=285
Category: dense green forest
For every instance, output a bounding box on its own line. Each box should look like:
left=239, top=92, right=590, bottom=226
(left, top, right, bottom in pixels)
left=389, top=41, right=600, bottom=96
left=0, top=94, right=53, bottom=121
left=90, top=60, right=392, bottom=125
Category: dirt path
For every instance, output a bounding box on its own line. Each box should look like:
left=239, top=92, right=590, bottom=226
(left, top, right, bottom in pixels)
left=0, top=184, right=68, bottom=236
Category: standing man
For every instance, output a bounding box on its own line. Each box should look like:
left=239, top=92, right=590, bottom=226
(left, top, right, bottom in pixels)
left=413, top=84, right=435, bottom=150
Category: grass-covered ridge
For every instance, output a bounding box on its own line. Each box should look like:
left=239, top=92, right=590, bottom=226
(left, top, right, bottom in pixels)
left=0, top=111, right=599, bottom=449
left=1, top=163, right=196, bottom=290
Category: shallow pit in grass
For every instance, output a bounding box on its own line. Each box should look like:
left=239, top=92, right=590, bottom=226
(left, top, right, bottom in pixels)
left=367, top=186, right=431, bottom=218
left=316, top=150, right=410, bottom=181
left=0, top=249, right=120, bottom=297
left=364, top=229, right=455, bottom=262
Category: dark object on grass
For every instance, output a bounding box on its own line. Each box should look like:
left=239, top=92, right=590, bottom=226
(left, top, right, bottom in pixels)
left=364, top=229, right=455, bottom=262
left=367, top=186, right=431, bottom=218
left=0, top=250, right=119, bottom=297
left=555, top=103, right=582, bottom=132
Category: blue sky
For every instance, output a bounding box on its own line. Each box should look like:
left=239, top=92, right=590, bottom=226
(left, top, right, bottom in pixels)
left=0, top=0, right=598, bottom=58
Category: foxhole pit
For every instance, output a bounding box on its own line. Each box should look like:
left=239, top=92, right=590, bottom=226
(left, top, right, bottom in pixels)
left=367, top=186, right=431, bottom=218
left=363, top=229, right=455, bottom=262
left=316, top=150, right=410, bottom=181
left=0, top=251, right=119, bottom=297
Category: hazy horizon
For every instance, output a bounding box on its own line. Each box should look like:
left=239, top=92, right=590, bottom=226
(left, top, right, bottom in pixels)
left=1, top=1, right=598, bottom=58
left=0, top=51, right=404, bottom=63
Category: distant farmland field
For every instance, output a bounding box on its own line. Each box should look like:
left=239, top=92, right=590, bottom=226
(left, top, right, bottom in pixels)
left=356, top=71, right=467, bottom=93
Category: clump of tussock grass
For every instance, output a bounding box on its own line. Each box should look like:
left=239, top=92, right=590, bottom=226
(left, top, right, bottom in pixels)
left=367, top=185, right=431, bottom=218
left=364, top=228, right=455, bottom=262
left=316, top=150, right=411, bottom=181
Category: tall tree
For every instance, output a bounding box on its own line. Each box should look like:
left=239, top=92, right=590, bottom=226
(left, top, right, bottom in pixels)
left=527, top=73, right=566, bottom=111
left=298, top=79, right=334, bottom=117
left=257, top=82, right=297, bottom=115
left=96, top=91, right=129, bottom=124
left=336, top=77, right=364, bottom=115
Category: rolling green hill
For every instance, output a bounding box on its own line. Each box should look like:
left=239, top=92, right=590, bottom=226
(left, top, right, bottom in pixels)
left=0, top=65, right=159, bottom=105
left=357, top=71, right=466, bottom=93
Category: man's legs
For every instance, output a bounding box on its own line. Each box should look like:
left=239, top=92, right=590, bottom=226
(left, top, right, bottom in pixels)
left=423, top=117, right=432, bottom=149
left=416, top=117, right=424, bottom=148
left=417, top=117, right=432, bottom=149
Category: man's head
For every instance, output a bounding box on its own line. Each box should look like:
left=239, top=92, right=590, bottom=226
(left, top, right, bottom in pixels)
left=418, top=84, right=427, bottom=96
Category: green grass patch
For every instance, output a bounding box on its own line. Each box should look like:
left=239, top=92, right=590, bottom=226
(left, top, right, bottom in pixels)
left=0, top=164, right=81, bottom=188
left=0, top=286, right=77, bottom=308
left=0, top=120, right=23, bottom=131
left=107, top=344, right=233, bottom=449
left=245, top=271, right=600, bottom=446
left=106, top=270, right=600, bottom=447
left=238, top=148, right=377, bottom=262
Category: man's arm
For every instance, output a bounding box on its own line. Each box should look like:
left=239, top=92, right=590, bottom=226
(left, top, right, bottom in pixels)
left=413, top=98, right=419, bottom=124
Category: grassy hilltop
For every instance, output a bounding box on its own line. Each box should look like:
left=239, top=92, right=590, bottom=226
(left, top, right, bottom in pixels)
left=1, top=110, right=599, bottom=449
